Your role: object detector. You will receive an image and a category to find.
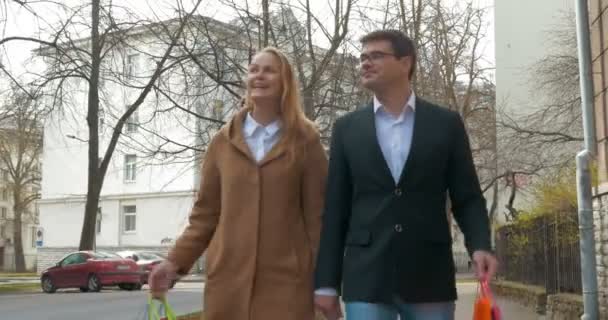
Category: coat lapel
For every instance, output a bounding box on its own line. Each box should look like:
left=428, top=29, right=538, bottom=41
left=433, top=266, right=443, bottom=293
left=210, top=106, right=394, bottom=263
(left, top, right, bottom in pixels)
left=258, top=138, right=287, bottom=166
left=397, top=99, right=428, bottom=186
left=360, top=104, right=395, bottom=186
left=226, top=108, right=288, bottom=166
left=226, top=109, right=256, bottom=162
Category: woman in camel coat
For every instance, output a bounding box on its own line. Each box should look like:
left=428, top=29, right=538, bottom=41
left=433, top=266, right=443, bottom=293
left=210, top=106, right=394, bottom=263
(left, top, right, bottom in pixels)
left=149, top=47, right=328, bottom=320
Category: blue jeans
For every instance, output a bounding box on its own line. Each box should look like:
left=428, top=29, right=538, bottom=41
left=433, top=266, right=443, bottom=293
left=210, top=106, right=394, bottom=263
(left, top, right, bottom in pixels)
left=345, top=298, right=455, bottom=320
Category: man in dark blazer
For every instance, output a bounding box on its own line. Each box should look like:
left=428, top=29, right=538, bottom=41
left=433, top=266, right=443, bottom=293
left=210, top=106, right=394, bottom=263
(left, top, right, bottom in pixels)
left=313, top=30, right=498, bottom=320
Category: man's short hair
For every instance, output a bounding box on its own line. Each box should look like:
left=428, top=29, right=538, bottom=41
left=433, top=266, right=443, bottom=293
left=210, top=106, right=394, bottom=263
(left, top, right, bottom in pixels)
left=360, top=29, right=417, bottom=79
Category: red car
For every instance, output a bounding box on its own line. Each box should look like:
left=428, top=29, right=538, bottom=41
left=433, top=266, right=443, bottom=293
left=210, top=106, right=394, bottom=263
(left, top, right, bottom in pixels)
left=40, top=251, right=142, bottom=293
left=115, top=251, right=177, bottom=288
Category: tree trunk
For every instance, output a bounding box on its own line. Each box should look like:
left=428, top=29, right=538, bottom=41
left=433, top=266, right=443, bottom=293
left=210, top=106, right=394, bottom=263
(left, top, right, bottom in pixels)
left=488, top=181, right=498, bottom=223
left=12, top=203, right=26, bottom=272
left=80, top=181, right=102, bottom=250
left=302, top=87, right=315, bottom=120
left=505, top=171, right=519, bottom=221
left=262, top=0, right=270, bottom=47
left=79, top=0, right=102, bottom=251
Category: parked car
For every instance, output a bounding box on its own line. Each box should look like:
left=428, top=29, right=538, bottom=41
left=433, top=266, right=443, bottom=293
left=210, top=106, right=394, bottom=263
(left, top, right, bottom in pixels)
left=40, top=251, right=142, bottom=293
left=115, top=250, right=176, bottom=288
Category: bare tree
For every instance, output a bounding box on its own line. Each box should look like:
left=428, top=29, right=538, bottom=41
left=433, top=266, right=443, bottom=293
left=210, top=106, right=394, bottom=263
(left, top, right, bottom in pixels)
left=0, top=0, right=204, bottom=250
left=496, top=11, right=581, bottom=220
left=177, top=1, right=362, bottom=141
left=0, top=88, right=43, bottom=271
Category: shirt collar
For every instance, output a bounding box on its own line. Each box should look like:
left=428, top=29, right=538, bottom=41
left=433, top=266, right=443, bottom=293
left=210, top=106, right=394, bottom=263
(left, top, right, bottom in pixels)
left=373, top=91, right=416, bottom=114
left=243, top=112, right=282, bottom=138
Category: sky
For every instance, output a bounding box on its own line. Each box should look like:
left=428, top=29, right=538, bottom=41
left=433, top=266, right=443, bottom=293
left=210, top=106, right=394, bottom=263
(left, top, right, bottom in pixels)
left=0, top=0, right=496, bottom=86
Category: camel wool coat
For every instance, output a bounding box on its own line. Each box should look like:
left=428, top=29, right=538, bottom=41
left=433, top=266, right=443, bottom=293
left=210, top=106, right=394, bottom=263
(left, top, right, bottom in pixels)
left=167, top=108, right=328, bottom=320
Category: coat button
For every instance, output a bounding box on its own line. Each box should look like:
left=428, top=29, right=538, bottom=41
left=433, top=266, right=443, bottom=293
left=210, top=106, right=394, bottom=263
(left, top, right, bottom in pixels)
left=394, top=224, right=403, bottom=232
left=394, top=188, right=402, bottom=196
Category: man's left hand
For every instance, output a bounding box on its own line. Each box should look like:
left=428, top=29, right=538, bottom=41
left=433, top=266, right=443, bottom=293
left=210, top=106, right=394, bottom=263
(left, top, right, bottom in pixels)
left=472, top=250, right=498, bottom=282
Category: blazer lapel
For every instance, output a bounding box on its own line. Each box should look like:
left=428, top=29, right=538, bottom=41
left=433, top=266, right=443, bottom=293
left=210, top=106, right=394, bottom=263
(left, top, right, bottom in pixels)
left=359, top=104, right=395, bottom=186
left=397, top=99, right=429, bottom=186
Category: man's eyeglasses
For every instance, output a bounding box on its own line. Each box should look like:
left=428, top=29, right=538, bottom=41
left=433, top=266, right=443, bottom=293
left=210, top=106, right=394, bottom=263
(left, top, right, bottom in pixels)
left=359, top=51, right=400, bottom=63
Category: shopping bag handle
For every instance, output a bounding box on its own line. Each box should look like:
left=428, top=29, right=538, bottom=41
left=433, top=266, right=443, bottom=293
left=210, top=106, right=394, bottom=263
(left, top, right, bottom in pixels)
left=479, top=279, right=494, bottom=301
left=147, top=295, right=177, bottom=320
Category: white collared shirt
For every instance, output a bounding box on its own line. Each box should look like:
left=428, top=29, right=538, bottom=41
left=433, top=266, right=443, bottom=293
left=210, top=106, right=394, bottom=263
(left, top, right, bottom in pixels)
left=243, top=112, right=282, bottom=162
left=373, top=92, right=416, bottom=183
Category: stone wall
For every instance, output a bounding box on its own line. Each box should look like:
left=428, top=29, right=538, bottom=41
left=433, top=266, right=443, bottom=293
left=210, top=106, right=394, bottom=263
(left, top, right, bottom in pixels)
left=491, top=281, right=546, bottom=314
left=593, top=192, right=608, bottom=319
left=36, top=246, right=204, bottom=275
left=545, top=294, right=584, bottom=320
left=588, top=0, right=608, bottom=317
left=491, top=281, right=590, bottom=319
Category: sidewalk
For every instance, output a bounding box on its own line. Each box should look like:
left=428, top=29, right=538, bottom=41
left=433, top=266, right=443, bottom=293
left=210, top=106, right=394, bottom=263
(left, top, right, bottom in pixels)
left=0, top=276, right=39, bottom=284
left=456, top=282, right=541, bottom=319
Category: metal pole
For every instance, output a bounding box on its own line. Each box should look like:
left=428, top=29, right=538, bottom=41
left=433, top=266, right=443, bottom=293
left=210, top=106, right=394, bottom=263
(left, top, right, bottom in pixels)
left=575, top=0, right=597, bottom=154
left=576, top=151, right=599, bottom=320
left=574, top=0, right=599, bottom=318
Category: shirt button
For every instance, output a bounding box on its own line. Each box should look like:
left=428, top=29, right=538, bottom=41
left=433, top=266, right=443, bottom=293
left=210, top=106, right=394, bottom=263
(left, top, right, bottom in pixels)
left=394, top=188, right=402, bottom=196
left=395, top=224, right=403, bottom=232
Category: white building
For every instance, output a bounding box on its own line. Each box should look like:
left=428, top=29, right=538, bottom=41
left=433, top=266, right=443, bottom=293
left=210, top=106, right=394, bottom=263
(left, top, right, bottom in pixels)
left=35, top=11, right=358, bottom=273
left=35, top=18, right=240, bottom=273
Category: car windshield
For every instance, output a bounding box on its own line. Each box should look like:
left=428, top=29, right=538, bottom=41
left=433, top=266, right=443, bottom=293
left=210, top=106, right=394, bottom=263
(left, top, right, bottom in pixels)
left=139, top=252, right=163, bottom=260
left=91, top=251, right=120, bottom=259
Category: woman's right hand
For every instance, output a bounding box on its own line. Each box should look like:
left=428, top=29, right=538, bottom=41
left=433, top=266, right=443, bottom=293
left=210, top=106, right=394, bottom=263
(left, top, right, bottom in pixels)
left=148, top=260, right=179, bottom=299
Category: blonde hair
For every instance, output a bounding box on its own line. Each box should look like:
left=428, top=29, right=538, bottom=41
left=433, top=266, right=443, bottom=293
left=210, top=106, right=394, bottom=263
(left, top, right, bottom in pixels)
left=244, top=47, right=310, bottom=161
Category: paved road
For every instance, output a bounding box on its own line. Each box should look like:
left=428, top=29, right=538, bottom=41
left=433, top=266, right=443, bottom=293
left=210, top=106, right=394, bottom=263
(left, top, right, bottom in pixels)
left=0, top=282, right=205, bottom=320
left=0, top=281, right=540, bottom=320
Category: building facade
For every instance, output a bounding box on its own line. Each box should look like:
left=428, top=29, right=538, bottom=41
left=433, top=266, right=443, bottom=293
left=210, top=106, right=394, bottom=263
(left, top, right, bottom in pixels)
left=590, top=0, right=608, bottom=317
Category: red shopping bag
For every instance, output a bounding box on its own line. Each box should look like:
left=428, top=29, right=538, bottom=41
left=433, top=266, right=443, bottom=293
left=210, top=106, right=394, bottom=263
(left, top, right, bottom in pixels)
left=473, top=279, right=502, bottom=320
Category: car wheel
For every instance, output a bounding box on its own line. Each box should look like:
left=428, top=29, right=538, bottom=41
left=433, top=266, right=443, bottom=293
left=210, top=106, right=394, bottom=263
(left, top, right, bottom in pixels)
left=79, top=287, right=89, bottom=292
left=41, top=276, right=56, bottom=293
left=87, top=274, right=101, bottom=292
left=134, top=283, right=143, bottom=290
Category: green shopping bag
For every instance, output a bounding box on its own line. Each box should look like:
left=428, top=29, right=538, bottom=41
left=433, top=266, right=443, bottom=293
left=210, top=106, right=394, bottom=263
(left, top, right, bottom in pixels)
left=146, top=295, right=177, bottom=320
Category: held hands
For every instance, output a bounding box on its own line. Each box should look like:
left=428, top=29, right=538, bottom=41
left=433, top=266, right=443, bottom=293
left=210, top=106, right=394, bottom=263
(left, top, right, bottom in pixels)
left=148, top=260, right=179, bottom=299
left=314, top=294, right=343, bottom=320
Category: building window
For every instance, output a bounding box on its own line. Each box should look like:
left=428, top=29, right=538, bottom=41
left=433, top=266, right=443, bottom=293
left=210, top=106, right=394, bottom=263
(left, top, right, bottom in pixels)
left=125, top=53, right=138, bottom=79
left=1, top=207, right=6, bottom=219
left=2, top=169, right=8, bottom=180
left=96, top=207, right=102, bottom=234
left=123, top=205, right=136, bottom=233
left=125, top=106, right=139, bottom=133
left=1, top=189, right=7, bottom=201
left=124, top=155, right=137, bottom=182
left=0, top=224, right=5, bottom=238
